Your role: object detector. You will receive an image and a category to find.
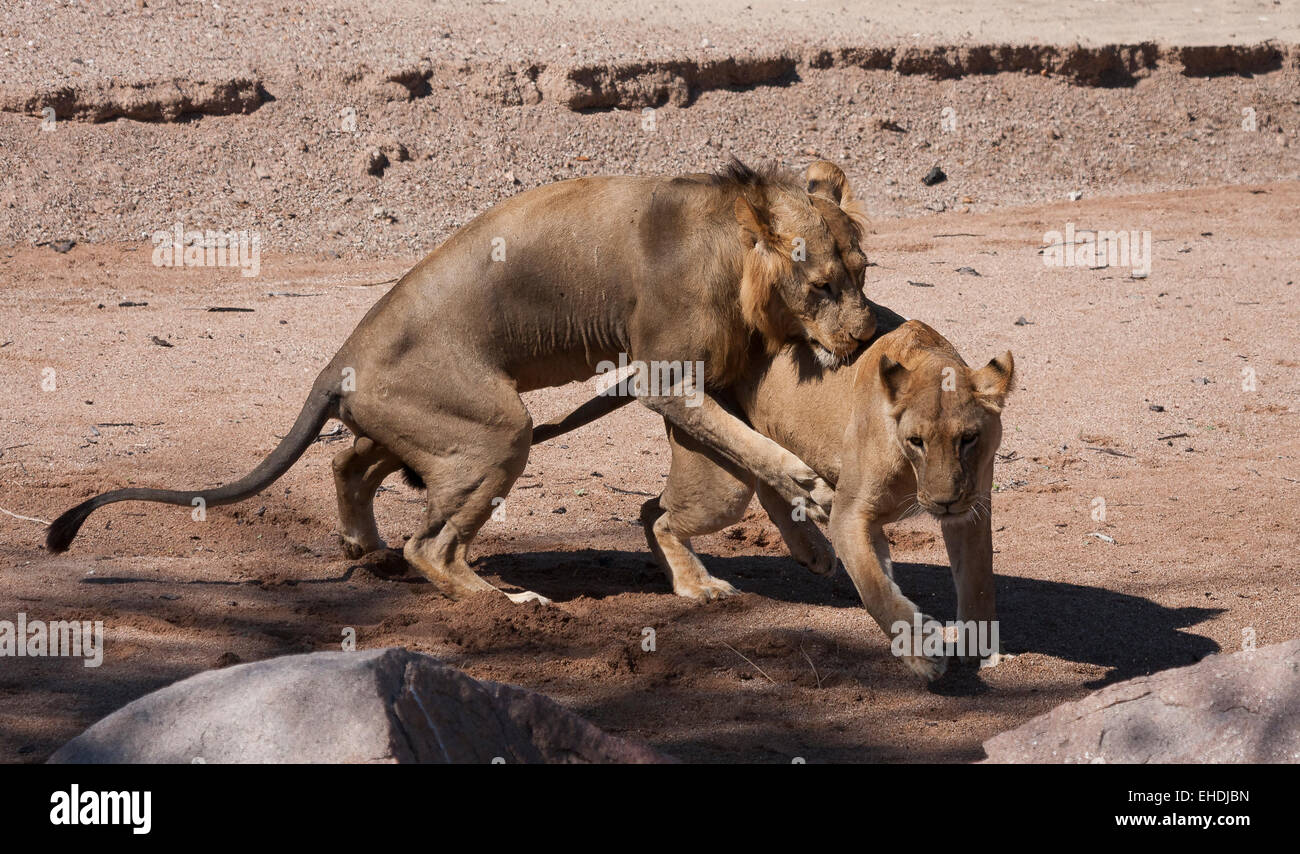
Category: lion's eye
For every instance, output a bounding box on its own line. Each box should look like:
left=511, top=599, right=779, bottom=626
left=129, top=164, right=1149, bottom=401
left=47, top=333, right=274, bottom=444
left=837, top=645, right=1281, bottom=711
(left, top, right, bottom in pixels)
left=808, top=279, right=829, bottom=293
left=961, top=432, right=979, bottom=447
left=908, top=436, right=924, bottom=449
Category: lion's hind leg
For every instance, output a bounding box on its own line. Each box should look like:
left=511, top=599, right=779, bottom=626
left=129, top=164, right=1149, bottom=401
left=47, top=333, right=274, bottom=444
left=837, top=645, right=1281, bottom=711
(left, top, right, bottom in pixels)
left=332, top=435, right=403, bottom=558
left=396, top=384, right=550, bottom=605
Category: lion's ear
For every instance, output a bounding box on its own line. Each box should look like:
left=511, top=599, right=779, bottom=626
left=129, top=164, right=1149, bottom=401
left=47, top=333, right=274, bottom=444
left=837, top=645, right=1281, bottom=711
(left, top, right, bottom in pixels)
left=879, top=354, right=910, bottom=404
left=807, top=160, right=868, bottom=239
left=734, top=195, right=776, bottom=248
left=805, top=160, right=848, bottom=205
left=972, top=351, right=1015, bottom=409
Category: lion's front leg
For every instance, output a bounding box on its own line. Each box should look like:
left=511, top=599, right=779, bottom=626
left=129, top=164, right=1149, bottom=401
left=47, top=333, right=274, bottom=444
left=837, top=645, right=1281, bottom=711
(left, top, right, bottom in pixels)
left=640, top=392, right=834, bottom=525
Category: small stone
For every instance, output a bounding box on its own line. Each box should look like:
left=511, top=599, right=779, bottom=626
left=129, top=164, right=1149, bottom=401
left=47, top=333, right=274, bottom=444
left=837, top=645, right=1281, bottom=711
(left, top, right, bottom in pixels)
left=921, top=165, right=946, bottom=186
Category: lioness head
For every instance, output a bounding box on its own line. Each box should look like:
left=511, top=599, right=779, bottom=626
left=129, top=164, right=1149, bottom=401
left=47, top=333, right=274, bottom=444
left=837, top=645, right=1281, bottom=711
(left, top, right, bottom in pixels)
left=734, top=160, right=874, bottom=365
left=879, top=340, right=1015, bottom=518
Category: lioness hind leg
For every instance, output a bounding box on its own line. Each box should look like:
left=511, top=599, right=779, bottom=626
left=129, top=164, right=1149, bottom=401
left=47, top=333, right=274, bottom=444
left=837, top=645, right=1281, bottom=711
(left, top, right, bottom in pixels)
left=755, top=482, right=837, bottom=577
left=642, top=425, right=755, bottom=601
left=332, top=436, right=403, bottom=558
left=398, top=394, right=550, bottom=605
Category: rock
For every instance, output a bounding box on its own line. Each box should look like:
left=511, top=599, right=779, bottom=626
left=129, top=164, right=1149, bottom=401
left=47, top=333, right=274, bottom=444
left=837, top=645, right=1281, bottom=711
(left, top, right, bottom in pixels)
left=1068, top=190, right=1083, bottom=201
left=1014, top=315, right=1032, bottom=326
left=49, top=648, right=671, bottom=764
left=983, top=640, right=1300, bottom=763
left=49, top=240, right=75, bottom=253
left=921, top=165, right=946, bottom=186
left=358, top=148, right=389, bottom=177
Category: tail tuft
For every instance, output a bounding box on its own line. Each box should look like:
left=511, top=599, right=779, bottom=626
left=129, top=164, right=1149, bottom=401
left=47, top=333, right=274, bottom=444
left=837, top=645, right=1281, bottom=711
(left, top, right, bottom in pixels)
left=400, top=465, right=425, bottom=491
left=45, top=499, right=97, bottom=553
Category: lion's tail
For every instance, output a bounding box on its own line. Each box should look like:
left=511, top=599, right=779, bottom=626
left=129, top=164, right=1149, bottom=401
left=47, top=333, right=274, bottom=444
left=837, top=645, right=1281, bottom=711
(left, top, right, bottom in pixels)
left=45, top=382, right=339, bottom=553
left=531, top=378, right=636, bottom=445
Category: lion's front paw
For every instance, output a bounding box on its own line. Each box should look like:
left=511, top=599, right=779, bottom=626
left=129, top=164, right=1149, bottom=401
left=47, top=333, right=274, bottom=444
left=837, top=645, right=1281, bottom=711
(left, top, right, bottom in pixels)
left=807, top=477, right=835, bottom=516
left=775, top=461, right=832, bottom=525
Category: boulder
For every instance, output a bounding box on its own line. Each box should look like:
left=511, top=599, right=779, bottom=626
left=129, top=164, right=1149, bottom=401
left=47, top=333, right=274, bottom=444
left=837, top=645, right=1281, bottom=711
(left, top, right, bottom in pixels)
left=983, top=640, right=1300, bottom=763
left=50, top=648, right=670, bottom=764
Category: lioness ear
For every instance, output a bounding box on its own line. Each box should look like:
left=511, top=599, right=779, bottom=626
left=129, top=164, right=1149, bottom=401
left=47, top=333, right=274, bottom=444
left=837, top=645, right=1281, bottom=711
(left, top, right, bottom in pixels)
left=734, top=195, right=776, bottom=248
left=805, top=160, right=849, bottom=205
left=879, top=354, right=910, bottom=405
left=972, top=351, right=1015, bottom=409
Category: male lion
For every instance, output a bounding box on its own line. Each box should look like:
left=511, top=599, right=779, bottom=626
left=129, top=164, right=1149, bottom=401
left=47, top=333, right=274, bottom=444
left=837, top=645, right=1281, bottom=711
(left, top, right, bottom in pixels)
left=536, top=306, right=1014, bottom=679
left=47, top=160, right=876, bottom=606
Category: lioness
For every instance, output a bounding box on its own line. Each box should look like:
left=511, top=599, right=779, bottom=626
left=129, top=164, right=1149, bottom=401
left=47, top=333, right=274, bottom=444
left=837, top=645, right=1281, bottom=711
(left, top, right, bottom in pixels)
left=537, top=307, right=1014, bottom=679
left=48, top=160, right=876, bottom=606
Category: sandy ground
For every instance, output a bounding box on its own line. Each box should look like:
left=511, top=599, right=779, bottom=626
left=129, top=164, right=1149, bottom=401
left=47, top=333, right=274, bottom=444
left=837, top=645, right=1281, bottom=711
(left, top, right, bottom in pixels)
left=1, top=182, right=1296, bottom=763
left=0, top=0, right=1297, bottom=764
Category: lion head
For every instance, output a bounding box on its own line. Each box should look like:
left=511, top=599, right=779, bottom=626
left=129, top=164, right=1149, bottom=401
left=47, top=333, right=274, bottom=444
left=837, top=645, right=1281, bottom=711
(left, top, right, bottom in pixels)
left=877, top=323, right=1015, bottom=519
left=731, top=160, right=875, bottom=366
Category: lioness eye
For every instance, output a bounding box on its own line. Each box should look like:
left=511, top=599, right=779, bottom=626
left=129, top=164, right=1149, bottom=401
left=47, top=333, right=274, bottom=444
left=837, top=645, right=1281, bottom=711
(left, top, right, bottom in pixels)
left=908, top=436, right=924, bottom=449
left=808, top=279, right=828, bottom=292
left=961, top=432, right=979, bottom=446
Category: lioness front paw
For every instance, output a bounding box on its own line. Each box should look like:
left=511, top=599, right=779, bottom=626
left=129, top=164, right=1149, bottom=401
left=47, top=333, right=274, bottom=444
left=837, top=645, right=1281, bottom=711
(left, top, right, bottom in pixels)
left=902, top=652, right=948, bottom=681
left=339, top=533, right=386, bottom=560
left=675, top=574, right=740, bottom=601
